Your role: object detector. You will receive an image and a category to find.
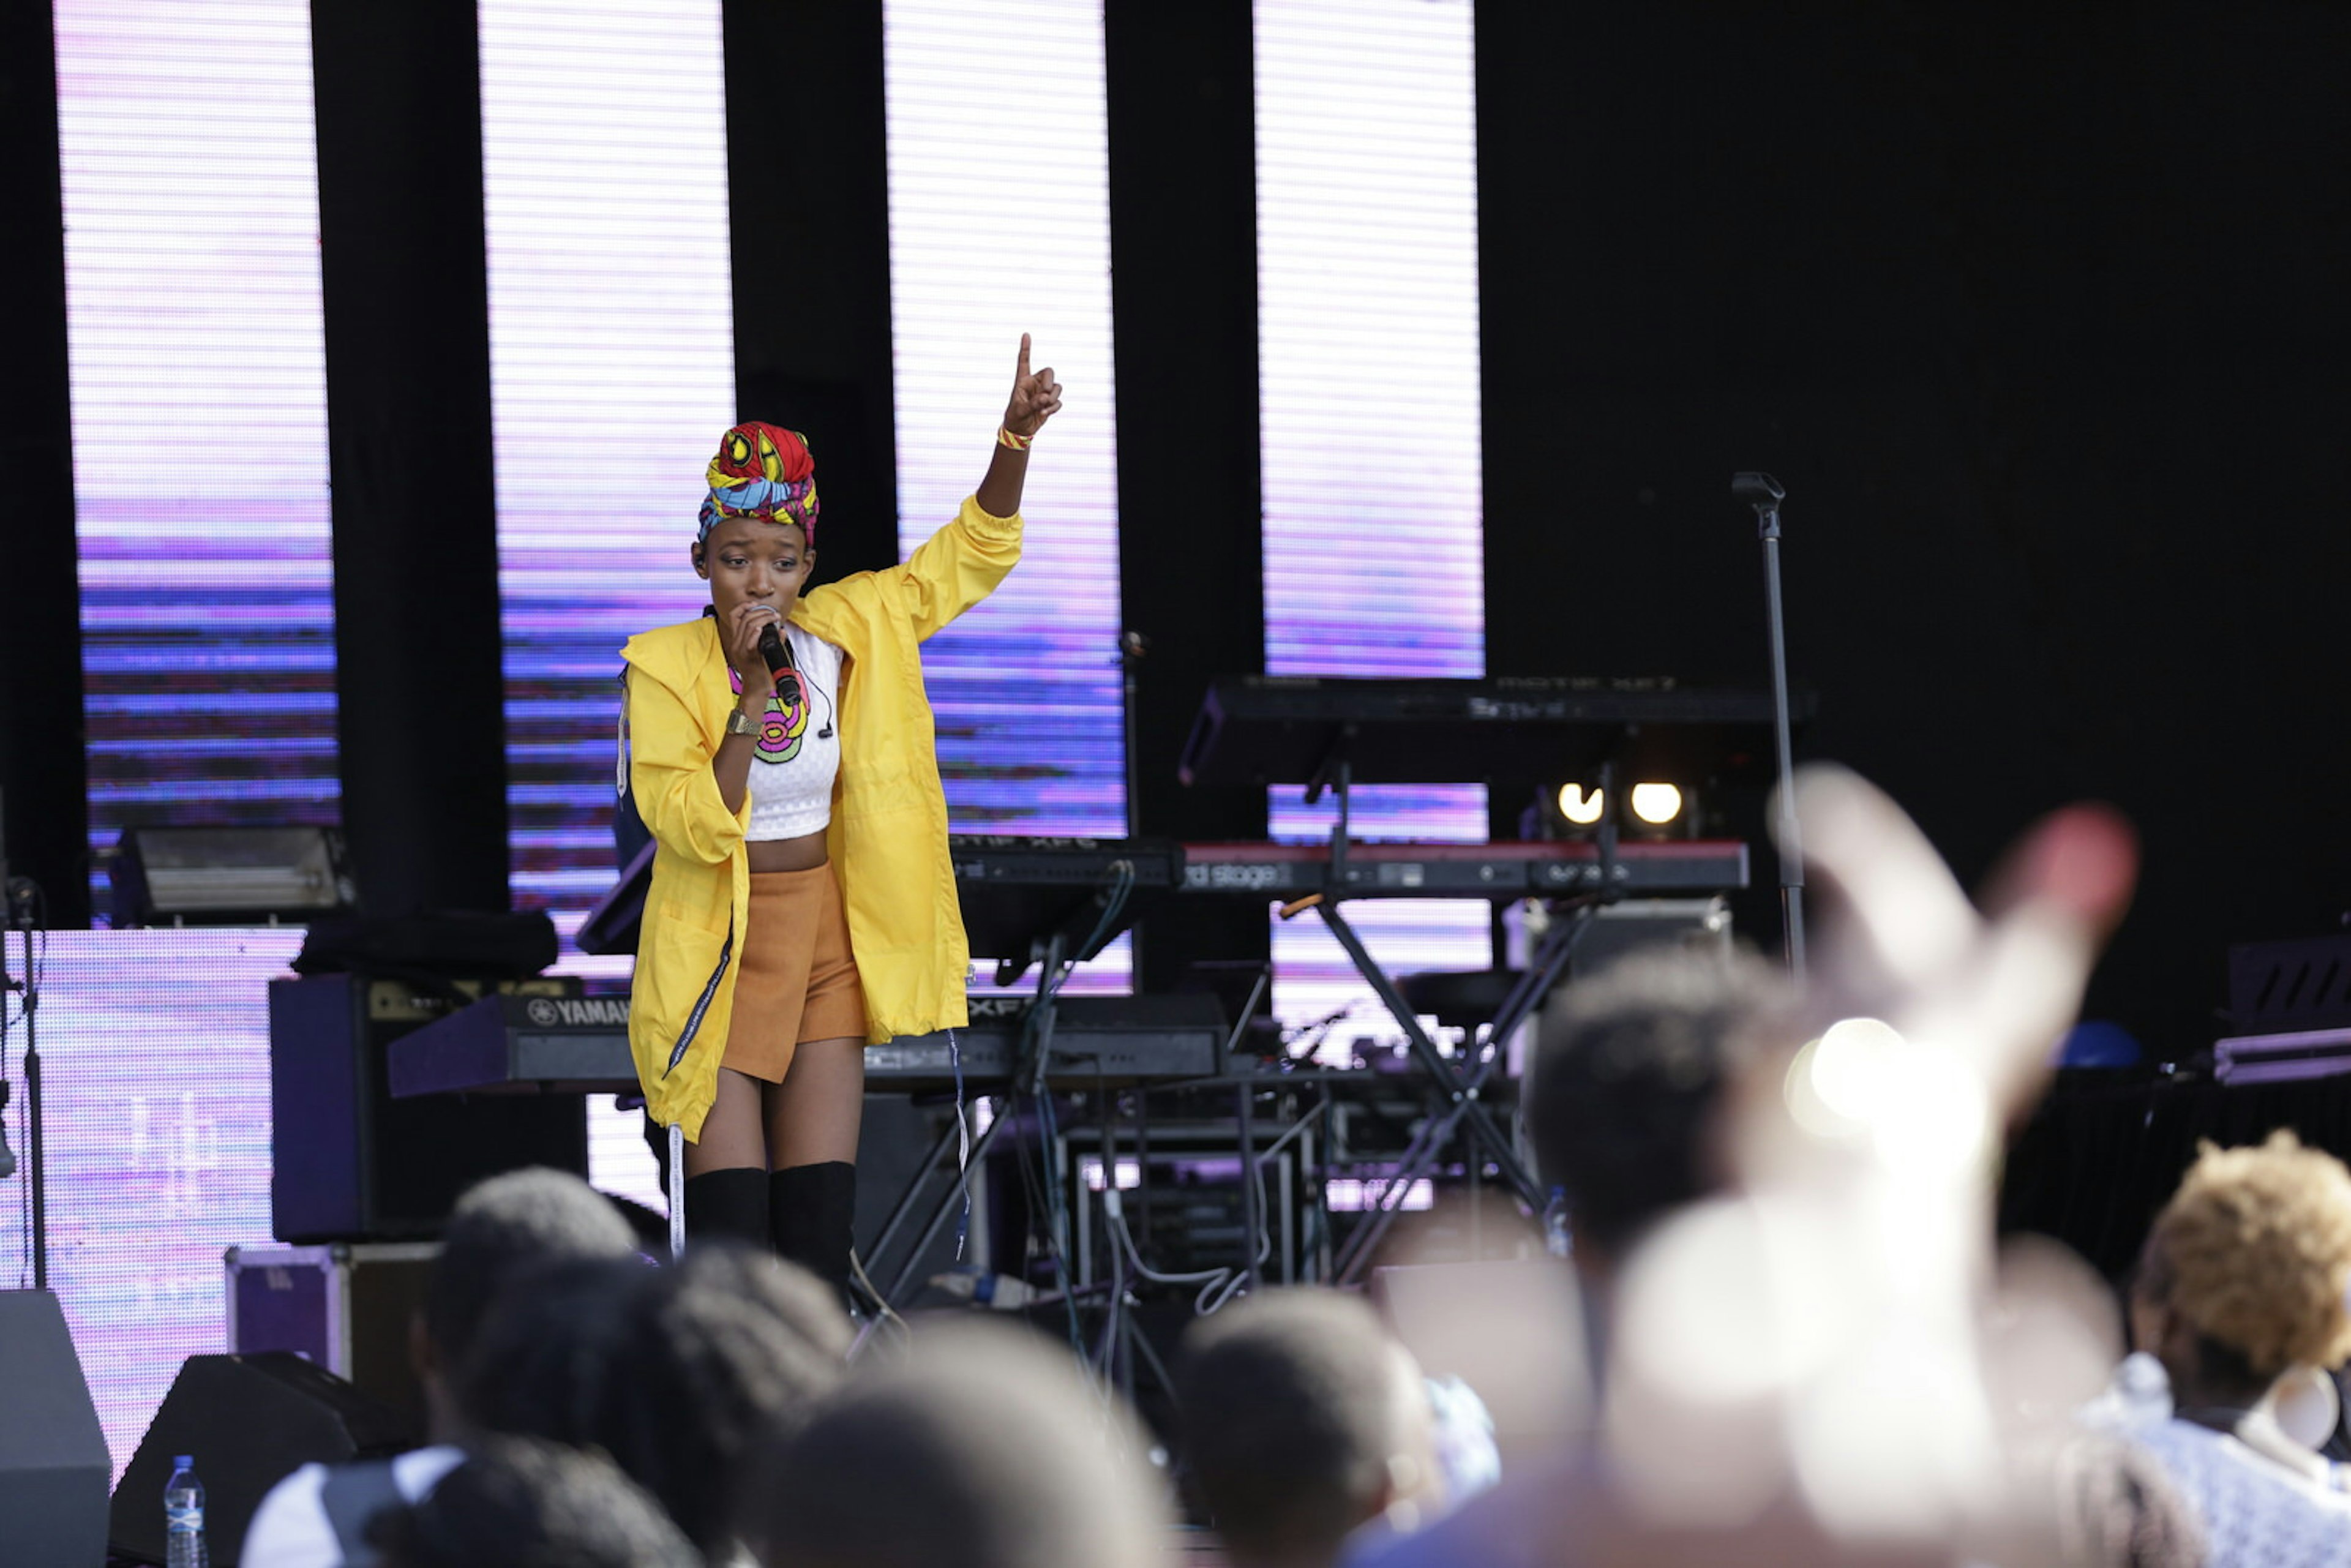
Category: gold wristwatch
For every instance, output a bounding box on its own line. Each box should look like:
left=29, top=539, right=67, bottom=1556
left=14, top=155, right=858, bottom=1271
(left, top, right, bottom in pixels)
left=724, top=706, right=760, bottom=738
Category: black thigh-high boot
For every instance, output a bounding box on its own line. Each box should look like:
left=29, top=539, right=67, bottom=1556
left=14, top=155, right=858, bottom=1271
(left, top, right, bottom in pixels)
left=683, top=1167, right=770, bottom=1250
left=768, top=1161, right=856, bottom=1306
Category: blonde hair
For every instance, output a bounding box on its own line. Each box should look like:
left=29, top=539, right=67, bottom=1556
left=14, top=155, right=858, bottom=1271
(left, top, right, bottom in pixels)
left=2147, top=1130, right=2351, bottom=1379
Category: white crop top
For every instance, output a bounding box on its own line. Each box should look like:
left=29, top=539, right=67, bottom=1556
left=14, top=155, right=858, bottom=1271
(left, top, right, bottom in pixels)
left=740, top=623, right=844, bottom=841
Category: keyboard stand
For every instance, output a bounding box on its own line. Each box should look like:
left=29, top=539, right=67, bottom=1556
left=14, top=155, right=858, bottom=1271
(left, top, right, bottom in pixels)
left=1281, top=759, right=1620, bottom=1283
left=859, top=863, right=1148, bottom=1317
left=863, top=1100, right=1014, bottom=1308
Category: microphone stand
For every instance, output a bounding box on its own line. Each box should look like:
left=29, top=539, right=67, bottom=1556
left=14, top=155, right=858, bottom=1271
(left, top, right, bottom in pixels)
left=2, top=879, right=48, bottom=1288
left=1734, top=472, right=1805, bottom=979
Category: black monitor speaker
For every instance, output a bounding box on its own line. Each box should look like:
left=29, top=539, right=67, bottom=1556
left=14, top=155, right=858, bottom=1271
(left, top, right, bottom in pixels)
left=110, top=1351, right=418, bottom=1565
left=0, top=1291, right=111, bottom=1568
left=269, top=973, right=589, bottom=1241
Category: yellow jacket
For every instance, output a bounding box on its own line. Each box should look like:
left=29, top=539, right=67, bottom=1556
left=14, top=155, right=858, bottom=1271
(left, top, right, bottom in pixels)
left=621, top=495, right=1020, bottom=1139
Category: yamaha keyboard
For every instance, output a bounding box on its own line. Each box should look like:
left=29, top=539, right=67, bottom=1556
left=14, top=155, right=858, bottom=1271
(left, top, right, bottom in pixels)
left=385, top=992, right=1226, bottom=1099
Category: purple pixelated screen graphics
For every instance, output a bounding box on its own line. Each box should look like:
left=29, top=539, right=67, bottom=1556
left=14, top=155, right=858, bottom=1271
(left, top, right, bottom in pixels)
left=480, top=0, right=737, bottom=932
left=0, top=930, right=301, bottom=1484
left=883, top=0, right=1127, bottom=846
left=58, top=1, right=343, bottom=912
left=487, top=0, right=1130, bottom=972
left=0, top=931, right=671, bottom=1483
left=1256, top=0, right=1491, bottom=1043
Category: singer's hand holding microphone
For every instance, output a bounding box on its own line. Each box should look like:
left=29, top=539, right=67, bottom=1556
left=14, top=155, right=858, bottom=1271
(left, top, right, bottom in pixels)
left=724, top=601, right=787, bottom=698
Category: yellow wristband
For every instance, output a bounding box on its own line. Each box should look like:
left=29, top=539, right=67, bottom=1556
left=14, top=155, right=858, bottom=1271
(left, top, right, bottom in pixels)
left=997, top=426, right=1033, bottom=452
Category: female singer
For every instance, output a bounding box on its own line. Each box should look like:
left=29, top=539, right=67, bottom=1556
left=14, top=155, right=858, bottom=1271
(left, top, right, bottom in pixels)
left=623, top=337, right=1062, bottom=1299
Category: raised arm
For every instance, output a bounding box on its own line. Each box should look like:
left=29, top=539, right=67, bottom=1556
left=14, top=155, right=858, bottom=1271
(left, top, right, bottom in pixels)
left=973, top=332, right=1063, bottom=519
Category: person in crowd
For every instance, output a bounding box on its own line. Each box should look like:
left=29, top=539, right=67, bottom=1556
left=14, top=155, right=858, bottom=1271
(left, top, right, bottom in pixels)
left=240, top=1168, right=642, bottom=1568
left=367, top=1436, right=699, bottom=1568
left=1524, top=948, right=1785, bottom=1349
left=1347, top=950, right=1782, bottom=1568
left=1177, top=1287, right=1444, bottom=1568
left=743, top=1321, right=1166, bottom=1568
left=1362, top=770, right=2147, bottom=1566
left=2047, top=1433, right=2206, bottom=1568
left=624, top=340, right=1060, bottom=1300
left=2102, top=1130, right=2351, bottom=1562
left=457, top=1242, right=848, bottom=1558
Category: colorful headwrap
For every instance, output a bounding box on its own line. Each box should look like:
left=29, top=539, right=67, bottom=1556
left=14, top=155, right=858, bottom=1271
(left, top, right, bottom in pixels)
left=696, top=421, right=819, bottom=545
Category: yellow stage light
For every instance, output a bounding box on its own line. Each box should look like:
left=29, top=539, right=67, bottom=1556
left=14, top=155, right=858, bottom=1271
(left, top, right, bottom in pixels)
left=1556, top=783, right=1606, bottom=826
left=1629, top=783, right=1684, bottom=825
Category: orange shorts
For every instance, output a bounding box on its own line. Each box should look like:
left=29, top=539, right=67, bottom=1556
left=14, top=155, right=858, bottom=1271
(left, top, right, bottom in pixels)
left=720, top=864, right=867, bottom=1082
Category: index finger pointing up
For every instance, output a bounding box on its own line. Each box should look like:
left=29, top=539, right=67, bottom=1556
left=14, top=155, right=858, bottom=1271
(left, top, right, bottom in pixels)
left=1016, top=332, right=1032, bottom=381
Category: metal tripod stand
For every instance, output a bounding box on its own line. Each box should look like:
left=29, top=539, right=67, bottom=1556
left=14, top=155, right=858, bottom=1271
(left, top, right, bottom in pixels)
left=1277, top=760, right=1622, bottom=1285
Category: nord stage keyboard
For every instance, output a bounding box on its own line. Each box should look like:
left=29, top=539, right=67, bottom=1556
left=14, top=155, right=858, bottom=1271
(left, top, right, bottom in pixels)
left=385, top=992, right=1226, bottom=1099
left=1180, top=838, right=1749, bottom=898
left=947, top=834, right=1748, bottom=900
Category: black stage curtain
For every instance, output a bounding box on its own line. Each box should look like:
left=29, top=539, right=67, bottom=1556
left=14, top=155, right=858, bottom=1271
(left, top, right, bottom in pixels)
left=1476, top=2, right=2351, bottom=1054
left=722, top=0, right=901, bottom=586
left=2003, top=1069, right=2351, bottom=1281
left=311, top=0, right=510, bottom=915
left=0, top=0, right=91, bottom=925
left=1104, top=0, right=1269, bottom=991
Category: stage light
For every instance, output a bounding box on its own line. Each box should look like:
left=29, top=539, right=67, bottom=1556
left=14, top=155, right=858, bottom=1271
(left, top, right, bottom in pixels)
left=1630, top=783, right=1684, bottom=826
left=1555, top=784, right=1606, bottom=826
left=111, top=827, right=355, bottom=927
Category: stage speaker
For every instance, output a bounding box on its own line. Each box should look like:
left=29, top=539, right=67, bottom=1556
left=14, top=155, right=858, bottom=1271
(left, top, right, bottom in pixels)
left=270, top=973, right=589, bottom=1241
left=0, top=1291, right=111, bottom=1568
left=1571, top=896, right=1732, bottom=978
left=111, top=1351, right=418, bottom=1566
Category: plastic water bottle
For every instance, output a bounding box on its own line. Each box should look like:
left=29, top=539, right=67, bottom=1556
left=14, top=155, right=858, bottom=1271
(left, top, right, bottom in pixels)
left=165, top=1454, right=208, bottom=1568
left=1542, top=1187, right=1573, bottom=1259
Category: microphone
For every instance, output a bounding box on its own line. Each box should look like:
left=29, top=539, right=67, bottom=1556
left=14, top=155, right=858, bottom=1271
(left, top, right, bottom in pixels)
left=757, top=621, right=792, bottom=676
left=756, top=621, right=832, bottom=738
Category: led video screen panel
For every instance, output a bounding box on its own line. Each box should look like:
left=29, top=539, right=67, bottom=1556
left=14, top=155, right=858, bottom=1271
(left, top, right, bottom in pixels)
left=0, top=931, right=301, bottom=1481
left=882, top=0, right=1127, bottom=842
left=475, top=0, right=738, bottom=1196
left=883, top=0, right=1130, bottom=991
left=0, top=932, right=661, bottom=1479
left=1254, top=0, right=1492, bottom=1038
left=479, top=0, right=739, bottom=932
left=56, top=0, right=341, bottom=914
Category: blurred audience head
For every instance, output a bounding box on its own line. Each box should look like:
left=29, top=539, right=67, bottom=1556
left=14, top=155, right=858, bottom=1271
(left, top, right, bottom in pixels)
left=459, top=1241, right=849, bottom=1555
left=417, top=1167, right=639, bottom=1438
left=1528, top=950, right=1783, bottom=1270
left=1176, top=1288, right=1439, bottom=1568
left=370, top=1436, right=699, bottom=1568
left=745, top=1321, right=1166, bottom=1568
left=2131, top=1129, right=2351, bottom=1405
